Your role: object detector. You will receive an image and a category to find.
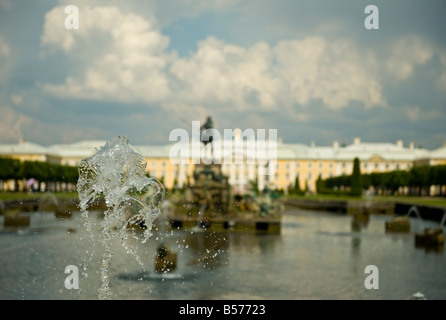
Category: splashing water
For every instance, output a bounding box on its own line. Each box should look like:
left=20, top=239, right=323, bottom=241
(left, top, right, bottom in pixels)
left=38, top=192, right=59, bottom=212
left=77, top=136, right=165, bottom=300
left=407, top=205, right=424, bottom=230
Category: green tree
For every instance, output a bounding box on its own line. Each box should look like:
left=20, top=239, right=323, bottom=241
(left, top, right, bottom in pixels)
left=409, top=165, right=431, bottom=196
left=64, top=165, right=79, bottom=184
left=316, top=174, right=325, bottom=194
left=290, top=175, right=303, bottom=195
left=388, top=170, right=409, bottom=194
left=0, top=158, right=21, bottom=191
left=0, top=158, right=21, bottom=180
left=350, top=157, right=362, bottom=196
left=431, top=165, right=446, bottom=196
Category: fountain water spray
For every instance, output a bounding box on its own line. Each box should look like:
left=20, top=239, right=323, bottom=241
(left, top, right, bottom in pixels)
left=77, top=136, right=165, bottom=299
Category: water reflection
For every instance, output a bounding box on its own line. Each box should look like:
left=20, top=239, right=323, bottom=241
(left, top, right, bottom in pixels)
left=351, top=219, right=362, bottom=254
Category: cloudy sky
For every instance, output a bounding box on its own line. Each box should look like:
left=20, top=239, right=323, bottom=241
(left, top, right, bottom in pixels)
left=0, top=0, right=445, bottom=149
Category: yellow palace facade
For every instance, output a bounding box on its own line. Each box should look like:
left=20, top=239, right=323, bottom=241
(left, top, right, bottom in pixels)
left=1, top=137, right=445, bottom=193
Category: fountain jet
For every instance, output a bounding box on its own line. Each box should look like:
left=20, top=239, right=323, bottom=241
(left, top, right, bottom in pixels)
left=77, top=136, right=165, bottom=299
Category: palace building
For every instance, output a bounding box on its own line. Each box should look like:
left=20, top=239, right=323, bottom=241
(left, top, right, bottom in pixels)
left=1, top=136, right=444, bottom=193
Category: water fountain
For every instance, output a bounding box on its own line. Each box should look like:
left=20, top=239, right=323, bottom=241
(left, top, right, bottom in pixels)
left=76, top=136, right=165, bottom=299
left=384, top=205, right=444, bottom=250
left=38, top=192, right=59, bottom=212
left=414, top=208, right=445, bottom=250
left=37, top=192, right=74, bottom=219
left=440, top=209, right=446, bottom=229
left=385, top=206, right=414, bottom=233
left=407, top=205, right=423, bottom=220
left=172, top=162, right=282, bottom=234
left=1, top=199, right=31, bottom=227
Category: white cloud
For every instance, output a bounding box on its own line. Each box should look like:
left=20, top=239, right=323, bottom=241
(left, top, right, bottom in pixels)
left=273, top=37, right=386, bottom=110
left=170, top=37, right=280, bottom=111
left=41, top=6, right=172, bottom=103
left=386, top=35, right=434, bottom=80
left=404, top=105, right=441, bottom=122
left=43, top=5, right=446, bottom=118
left=171, top=36, right=387, bottom=111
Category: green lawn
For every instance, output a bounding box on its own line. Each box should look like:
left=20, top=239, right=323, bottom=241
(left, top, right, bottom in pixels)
left=284, top=193, right=446, bottom=208
left=0, top=191, right=79, bottom=201
left=371, top=196, right=446, bottom=207
left=1, top=191, right=446, bottom=208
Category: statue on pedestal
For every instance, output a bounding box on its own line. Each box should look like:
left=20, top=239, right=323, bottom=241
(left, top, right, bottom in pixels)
left=200, top=116, right=214, bottom=146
